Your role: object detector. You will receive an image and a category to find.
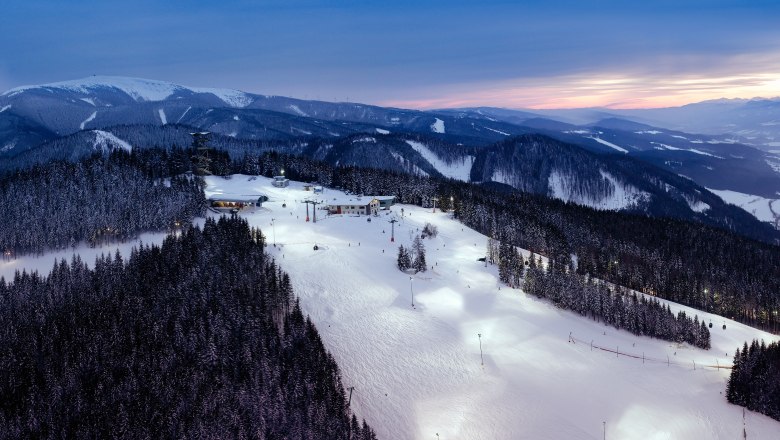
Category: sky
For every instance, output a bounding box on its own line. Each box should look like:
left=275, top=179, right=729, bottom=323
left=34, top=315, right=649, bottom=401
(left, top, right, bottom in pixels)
left=1, top=0, right=779, bottom=109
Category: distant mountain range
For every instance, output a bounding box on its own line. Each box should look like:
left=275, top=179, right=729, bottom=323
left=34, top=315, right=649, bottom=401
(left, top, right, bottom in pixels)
left=1, top=76, right=778, bottom=240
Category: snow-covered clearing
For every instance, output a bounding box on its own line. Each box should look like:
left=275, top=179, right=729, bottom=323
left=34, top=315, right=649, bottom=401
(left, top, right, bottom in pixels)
left=0, top=105, right=10, bottom=113
left=547, top=169, right=649, bottom=210
left=289, top=104, right=309, bottom=117
left=192, top=87, right=253, bottom=108
left=93, top=130, right=132, bottom=152
left=708, top=188, right=779, bottom=227
left=4, top=175, right=779, bottom=439
left=405, top=140, right=472, bottom=182
left=430, top=118, right=445, bottom=133
left=587, top=136, right=628, bottom=153
left=484, top=126, right=510, bottom=136
left=79, top=111, right=97, bottom=130
left=375, top=128, right=390, bottom=134
left=158, top=108, right=167, bottom=124
left=177, top=106, right=191, bottom=123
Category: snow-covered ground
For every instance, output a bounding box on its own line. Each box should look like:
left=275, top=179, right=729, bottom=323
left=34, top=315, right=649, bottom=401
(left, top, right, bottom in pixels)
left=547, top=169, right=650, bottom=211
left=709, top=187, right=779, bottom=228
left=80, top=111, right=97, bottom=130
left=587, top=136, right=628, bottom=153
left=3, top=175, right=779, bottom=439
left=431, top=118, right=445, bottom=134
left=405, top=140, right=473, bottom=182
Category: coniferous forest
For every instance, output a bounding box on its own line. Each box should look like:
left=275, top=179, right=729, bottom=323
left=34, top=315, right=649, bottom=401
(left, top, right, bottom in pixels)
left=0, top=151, right=205, bottom=256
left=524, top=265, right=711, bottom=349
left=0, top=217, right=375, bottom=439
left=726, top=340, right=780, bottom=422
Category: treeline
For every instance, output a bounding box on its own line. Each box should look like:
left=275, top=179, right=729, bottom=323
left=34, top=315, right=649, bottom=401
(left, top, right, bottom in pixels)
left=524, top=265, right=711, bottom=348
left=726, top=340, right=780, bottom=422
left=224, top=151, right=780, bottom=333
left=0, top=216, right=376, bottom=439
left=0, top=151, right=205, bottom=256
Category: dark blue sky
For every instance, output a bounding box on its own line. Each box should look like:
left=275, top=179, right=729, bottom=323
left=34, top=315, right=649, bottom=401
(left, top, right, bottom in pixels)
left=1, top=0, right=778, bottom=108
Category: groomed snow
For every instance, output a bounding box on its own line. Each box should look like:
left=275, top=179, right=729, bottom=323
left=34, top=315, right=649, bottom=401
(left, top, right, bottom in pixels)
left=405, top=140, right=473, bottom=182
left=177, top=106, right=191, bottom=123
left=484, top=126, right=510, bottom=136
left=80, top=111, right=97, bottom=130
left=93, top=130, right=132, bottom=153
left=587, top=136, right=628, bottom=153
left=288, top=104, right=309, bottom=117
left=431, top=118, right=445, bottom=134
left=708, top=188, right=779, bottom=227
left=547, top=169, right=649, bottom=210
left=4, top=175, right=780, bottom=439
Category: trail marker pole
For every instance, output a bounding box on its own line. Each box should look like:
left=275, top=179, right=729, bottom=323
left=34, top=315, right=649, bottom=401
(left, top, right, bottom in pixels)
left=603, top=421, right=606, bottom=440
left=347, top=386, right=355, bottom=406
left=478, top=333, right=484, bottom=366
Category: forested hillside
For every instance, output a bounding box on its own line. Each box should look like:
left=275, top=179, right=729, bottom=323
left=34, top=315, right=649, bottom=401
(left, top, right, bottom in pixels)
left=727, top=340, right=780, bottom=422
left=0, top=151, right=205, bottom=256
left=0, top=216, right=376, bottom=439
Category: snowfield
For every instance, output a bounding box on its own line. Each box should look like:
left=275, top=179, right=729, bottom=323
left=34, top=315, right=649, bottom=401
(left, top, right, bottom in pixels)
left=405, top=140, right=473, bottom=182
left=2, top=175, right=780, bottom=439
left=431, top=118, right=445, bottom=134
left=708, top=188, right=779, bottom=228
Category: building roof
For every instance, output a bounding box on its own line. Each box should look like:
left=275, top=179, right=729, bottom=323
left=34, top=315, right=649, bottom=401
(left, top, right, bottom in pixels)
left=207, top=193, right=266, bottom=202
left=326, top=195, right=394, bottom=206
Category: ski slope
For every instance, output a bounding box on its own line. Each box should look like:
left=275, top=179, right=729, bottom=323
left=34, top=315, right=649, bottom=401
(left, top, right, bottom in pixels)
left=3, top=175, right=779, bottom=439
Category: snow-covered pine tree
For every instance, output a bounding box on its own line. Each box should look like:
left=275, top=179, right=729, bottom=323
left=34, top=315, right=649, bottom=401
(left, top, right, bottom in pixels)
left=397, top=245, right=411, bottom=271
left=412, top=236, right=427, bottom=273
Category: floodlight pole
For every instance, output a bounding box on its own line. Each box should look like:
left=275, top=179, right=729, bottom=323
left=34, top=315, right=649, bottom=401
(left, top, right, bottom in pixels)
left=410, top=276, right=415, bottom=308
left=271, top=218, right=276, bottom=246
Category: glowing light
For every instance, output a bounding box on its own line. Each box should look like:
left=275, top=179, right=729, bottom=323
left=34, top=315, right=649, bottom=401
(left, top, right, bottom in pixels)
left=381, top=68, right=780, bottom=109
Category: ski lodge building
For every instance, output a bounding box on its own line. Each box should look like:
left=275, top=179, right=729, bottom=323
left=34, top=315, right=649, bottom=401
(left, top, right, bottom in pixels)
left=208, top=194, right=268, bottom=212
left=326, top=195, right=395, bottom=216
left=272, top=175, right=289, bottom=188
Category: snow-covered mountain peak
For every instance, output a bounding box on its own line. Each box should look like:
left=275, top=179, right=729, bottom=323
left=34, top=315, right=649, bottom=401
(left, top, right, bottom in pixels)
left=2, top=76, right=254, bottom=108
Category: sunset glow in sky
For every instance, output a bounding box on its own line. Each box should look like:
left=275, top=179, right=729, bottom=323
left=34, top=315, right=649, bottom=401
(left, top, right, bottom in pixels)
left=1, top=0, right=778, bottom=110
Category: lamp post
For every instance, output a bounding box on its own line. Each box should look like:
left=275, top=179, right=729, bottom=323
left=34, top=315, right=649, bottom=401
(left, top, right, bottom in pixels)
left=410, top=276, right=415, bottom=308
left=271, top=218, right=276, bottom=247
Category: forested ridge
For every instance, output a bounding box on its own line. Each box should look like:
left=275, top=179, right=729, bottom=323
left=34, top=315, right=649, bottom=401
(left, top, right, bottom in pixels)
left=0, top=150, right=205, bottom=256
left=0, top=216, right=376, bottom=439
